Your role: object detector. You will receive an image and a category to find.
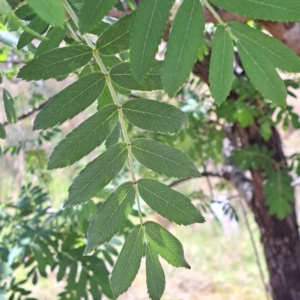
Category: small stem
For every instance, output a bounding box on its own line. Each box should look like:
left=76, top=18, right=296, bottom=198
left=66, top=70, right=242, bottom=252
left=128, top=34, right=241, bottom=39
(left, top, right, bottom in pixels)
left=201, top=0, right=237, bottom=42
left=63, top=0, right=144, bottom=226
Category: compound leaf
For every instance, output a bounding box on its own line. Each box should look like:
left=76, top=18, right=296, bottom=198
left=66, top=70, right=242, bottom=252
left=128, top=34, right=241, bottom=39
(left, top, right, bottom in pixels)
left=110, top=225, right=144, bottom=298
left=65, top=142, right=128, bottom=207
left=162, top=0, right=204, bottom=96
left=131, top=138, right=201, bottom=178
left=18, top=45, right=93, bottom=81
left=130, top=0, right=174, bottom=78
left=85, top=182, right=136, bottom=254
left=209, top=25, right=233, bottom=105
left=122, top=99, right=189, bottom=134
left=138, top=179, right=205, bottom=225
left=110, top=62, right=163, bottom=91
left=145, top=221, right=190, bottom=268
left=48, top=104, right=118, bottom=169
left=34, top=73, right=106, bottom=130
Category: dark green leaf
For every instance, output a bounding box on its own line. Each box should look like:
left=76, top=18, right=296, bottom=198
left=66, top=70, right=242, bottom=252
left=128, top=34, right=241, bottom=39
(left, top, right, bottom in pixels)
left=15, top=4, right=35, bottom=20
left=34, top=73, right=106, bottom=130
left=18, top=45, right=93, bottom=81
left=98, top=84, right=114, bottom=109
left=131, top=138, right=201, bottom=178
left=145, top=221, right=190, bottom=268
left=26, top=0, right=66, bottom=27
left=17, top=16, right=48, bottom=49
left=162, top=0, right=204, bottom=96
left=138, top=179, right=205, bottom=225
left=79, top=0, right=118, bottom=34
left=228, top=22, right=300, bottom=73
left=209, top=0, right=300, bottom=22
left=110, top=62, right=163, bottom=91
left=122, top=99, right=189, bottom=134
left=84, top=182, right=136, bottom=254
left=110, top=225, right=144, bottom=298
left=130, top=0, right=174, bottom=78
left=209, top=26, right=234, bottom=105
left=65, top=142, right=128, bottom=207
left=35, top=26, right=66, bottom=57
left=3, top=89, right=17, bottom=124
left=48, top=104, right=118, bottom=169
left=146, top=244, right=165, bottom=300
left=97, top=12, right=135, bottom=55
left=105, top=122, right=120, bottom=148
left=0, top=123, right=6, bottom=139
left=236, top=41, right=287, bottom=106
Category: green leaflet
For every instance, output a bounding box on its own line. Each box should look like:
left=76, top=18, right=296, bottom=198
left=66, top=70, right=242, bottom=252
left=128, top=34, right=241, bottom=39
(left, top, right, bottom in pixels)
left=18, top=45, right=93, bottom=81
left=96, top=12, right=136, bottom=56
left=138, top=179, right=205, bottom=225
left=236, top=41, right=287, bottom=106
left=0, top=122, right=6, bottom=139
left=110, top=62, right=163, bottom=91
left=98, top=84, right=114, bottom=109
left=34, top=73, right=106, bottom=130
left=48, top=104, right=118, bottom=169
left=26, top=0, right=66, bottom=28
left=145, top=221, right=190, bottom=268
left=209, top=26, right=234, bottom=105
left=265, top=169, right=294, bottom=219
left=3, top=89, right=17, bottom=124
left=15, top=4, right=35, bottom=20
left=162, top=0, right=204, bottom=97
left=17, top=16, right=48, bottom=50
left=84, top=182, right=136, bottom=254
left=110, top=225, right=144, bottom=298
left=131, top=138, right=201, bottom=179
left=79, top=0, right=118, bottom=34
left=146, top=244, right=165, bottom=300
left=65, top=142, right=128, bottom=207
left=105, top=122, right=120, bottom=148
left=130, top=0, right=174, bottom=78
left=122, top=99, right=189, bottom=134
left=228, top=22, right=300, bottom=73
left=209, top=0, right=300, bottom=22
left=35, top=26, right=66, bottom=57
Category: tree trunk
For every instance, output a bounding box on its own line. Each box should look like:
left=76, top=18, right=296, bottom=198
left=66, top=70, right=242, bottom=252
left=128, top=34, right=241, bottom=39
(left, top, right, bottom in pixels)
left=251, top=170, right=300, bottom=299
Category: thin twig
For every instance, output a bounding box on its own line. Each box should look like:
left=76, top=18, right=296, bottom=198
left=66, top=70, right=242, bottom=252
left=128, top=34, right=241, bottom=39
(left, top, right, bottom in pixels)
left=239, top=197, right=271, bottom=300
left=3, top=101, right=48, bottom=126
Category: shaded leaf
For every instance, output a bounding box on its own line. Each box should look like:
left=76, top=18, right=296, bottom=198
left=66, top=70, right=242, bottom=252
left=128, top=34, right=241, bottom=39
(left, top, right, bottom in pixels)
left=105, top=122, right=121, bottom=148
left=237, top=41, right=287, bottom=106
left=209, top=0, right=300, bottom=22
left=34, top=73, right=106, bottom=130
left=3, top=89, right=17, bottom=124
left=65, top=143, right=128, bottom=206
left=145, top=221, right=190, bottom=268
left=18, top=45, right=93, bottom=81
left=0, top=123, right=6, bottom=139
left=48, top=104, right=118, bottom=169
left=130, top=0, right=174, bottom=78
left=110, top=62, right=163, bottom=91
left=79, top=0, right=118, bottom=34
left=84, top=182, right=136, bottom=254
left=26, top=0, right=66, bottom=27
left=209, top=26, right=234, bottom=105
left=146, top=244, right=165, bottom=300
left=122, top=99, right=189, bottom=134
left=131, top=138, right=201, bottom=178
left=110, top=225, right=144, bottom=298
left=162, top=0, right=204, bottom=96
left=97, top=12, right=136, bottom=55
left=138, top=179, right=205, bottom=225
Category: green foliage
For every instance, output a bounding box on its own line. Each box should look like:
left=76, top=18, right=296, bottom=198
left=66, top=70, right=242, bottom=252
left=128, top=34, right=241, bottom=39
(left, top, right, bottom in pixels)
left=122, top=99, right=189, bottom=134
left=110, top=225, right=144, bottom=298
left=0, top=122, right=6, bottom=139
left=138, top=179, right=205, bottom=225
left=162, top=0, right=204, bottom=96
left=48, top=104, right=118, bottom=168
left=209, top=26, right=234, bottom=105
left=3, top=88, right=17, bottom=124
left=130, top=0, right=174, bottom=78
left=209, top=0, right=300, bottom=22
left=26, top=0, right=66, bottom=27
